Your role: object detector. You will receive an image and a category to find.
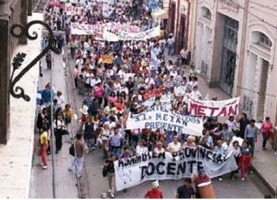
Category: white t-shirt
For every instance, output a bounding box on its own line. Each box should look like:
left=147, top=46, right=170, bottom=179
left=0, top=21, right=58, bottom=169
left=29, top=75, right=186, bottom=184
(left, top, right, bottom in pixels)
left=167, top=142, right=181, bottom=153
left=136, top=145, right=149, bottom=155
left=167, top=37, right=174, bottom=45
left=190, top=90, right=202, bottom=100
left=180, top=49, right=188, bottom=59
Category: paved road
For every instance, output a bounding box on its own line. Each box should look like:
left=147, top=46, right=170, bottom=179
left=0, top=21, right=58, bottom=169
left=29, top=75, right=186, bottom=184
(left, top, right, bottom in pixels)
left=66, top=53, right=270, bottom=199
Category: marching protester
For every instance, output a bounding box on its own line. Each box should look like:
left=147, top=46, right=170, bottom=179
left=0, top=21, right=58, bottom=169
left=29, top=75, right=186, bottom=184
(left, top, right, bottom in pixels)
left=39, top=0, right=276, bottom=198
left=175, top=178, right=195, bottom=199
left=144, top=180, right=163, bottom=199
left=68, top=133, right=86, bottom=179
left=104, top=153, right=116, bottom=198
left=192, top=169, right=211, bottom=198
left=244, top=119, right=259, bottom=158
left=260, top=117, right=273, bottom=151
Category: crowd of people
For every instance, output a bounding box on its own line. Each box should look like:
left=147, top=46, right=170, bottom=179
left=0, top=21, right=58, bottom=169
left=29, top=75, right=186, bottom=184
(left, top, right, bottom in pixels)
left=36, top=0, right=277, bottom=199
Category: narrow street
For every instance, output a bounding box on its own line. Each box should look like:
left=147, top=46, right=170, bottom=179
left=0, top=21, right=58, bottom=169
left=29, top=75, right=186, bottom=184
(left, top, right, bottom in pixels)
left=29, top=47, right=273, bottom=199
left=65, top=51, right=271, bottom=199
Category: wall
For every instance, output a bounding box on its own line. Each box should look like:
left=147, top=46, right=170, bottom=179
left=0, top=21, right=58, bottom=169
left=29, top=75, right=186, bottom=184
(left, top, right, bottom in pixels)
left=240, top=0, right=277, bottom=123
left=0, top=0, right=31, bottom=144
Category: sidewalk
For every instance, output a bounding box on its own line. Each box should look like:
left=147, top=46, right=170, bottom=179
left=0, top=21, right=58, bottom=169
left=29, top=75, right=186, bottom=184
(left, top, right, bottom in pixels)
left=167, top=54, right=277, bottom=195
left=29, top=52, right=79, bottom=198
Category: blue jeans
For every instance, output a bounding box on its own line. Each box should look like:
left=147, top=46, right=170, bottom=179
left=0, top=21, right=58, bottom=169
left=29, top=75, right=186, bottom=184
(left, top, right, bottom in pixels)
left=168, top=44, right=174, bottom=56
left=110, top=146, right=121, bottom=159
left=69, top=156, right=84, bottom=178
left=262, top=133, right=268, bottom=149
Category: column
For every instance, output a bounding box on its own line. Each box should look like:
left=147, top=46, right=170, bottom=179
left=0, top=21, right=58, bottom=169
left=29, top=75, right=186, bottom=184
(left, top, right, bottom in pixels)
left=28, top=0, right=32, bottom=16
left=0, top=1, right=11, bottom=144
left=19, top=0, right=28, bottom=45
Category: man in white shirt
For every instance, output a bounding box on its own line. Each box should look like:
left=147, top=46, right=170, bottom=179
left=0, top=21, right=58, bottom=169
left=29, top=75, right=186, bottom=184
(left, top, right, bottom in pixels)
left=169, top=67, right=178, bottom=79
left=180, top=48, right=188, bottom=65
left=167, top=136, right=181, bottom=153
left=145, top=75, right=155, bottom=89
left=167, top=34, right=175, bottom=56
left=190, top=85, right=202, bottom=100
left=119, top=83, right=129, bottom=95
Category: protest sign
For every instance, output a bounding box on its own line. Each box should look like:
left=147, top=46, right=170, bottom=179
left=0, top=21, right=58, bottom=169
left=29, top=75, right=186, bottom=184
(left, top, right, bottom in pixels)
left=65, top=4, right=84, bottom=15
left=188, top=97, right=240, bottom=117
left=70, top=22, right=141, bottom=40
left=103, top=26, right=161, bottom=41
left=126, top=105, right=203, bottom=136
left=102, top=54, right=114, bottom=64
left=114, top=146, right=238, bottom=191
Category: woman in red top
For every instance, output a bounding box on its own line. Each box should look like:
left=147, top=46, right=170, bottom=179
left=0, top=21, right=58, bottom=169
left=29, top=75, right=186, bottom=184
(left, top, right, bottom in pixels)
left=260, top=117, right=273, bottom=150
left=144, top=181, right=163, bottom=199
left=116, top=98, right=125, bottom=114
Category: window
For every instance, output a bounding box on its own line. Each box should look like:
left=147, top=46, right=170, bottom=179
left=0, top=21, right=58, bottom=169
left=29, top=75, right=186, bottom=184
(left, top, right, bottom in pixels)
left=259, top=32, right=272, bottom=48
left=201, top=7, right=211, bottom=20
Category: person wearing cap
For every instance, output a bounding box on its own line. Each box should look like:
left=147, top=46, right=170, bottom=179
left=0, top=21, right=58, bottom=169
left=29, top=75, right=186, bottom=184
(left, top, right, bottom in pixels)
left=176, top=178, right=195, bottom=199
left=144, top=180, right=163, bottom=199
left=192, top=169, right=211, bottom=198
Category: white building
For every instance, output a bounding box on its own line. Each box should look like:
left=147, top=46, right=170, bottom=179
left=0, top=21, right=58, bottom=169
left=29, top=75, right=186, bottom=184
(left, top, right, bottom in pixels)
left=193, top=0, right=277, bottom=124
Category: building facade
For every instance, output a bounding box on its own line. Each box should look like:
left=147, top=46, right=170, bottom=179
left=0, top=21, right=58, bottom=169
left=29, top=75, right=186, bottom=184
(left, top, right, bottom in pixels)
left=168, top=0, right=196, bottom=54
left=0, top=0, right=31, bottom=144
left=192, top=0, right=277, bottom=124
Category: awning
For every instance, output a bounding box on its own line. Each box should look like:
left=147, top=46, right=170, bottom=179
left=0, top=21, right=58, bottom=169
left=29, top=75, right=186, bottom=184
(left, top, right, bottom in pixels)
left=152, top=9, right=169, bottom=19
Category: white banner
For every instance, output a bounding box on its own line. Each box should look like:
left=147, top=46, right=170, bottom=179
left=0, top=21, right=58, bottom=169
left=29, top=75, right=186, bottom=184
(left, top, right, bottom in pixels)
left=115, top=146, right=238, bottom=191
left=126, top=105, right=203, bottom=136
left=141, top=96, right=156, bottom=108
left=103, top=26, right=160, bottom=41
left=188, top=97, right=240, bottom=117
left=65, top=4, right=84, bottom=15
left=70, top=22, right=141, bottom=40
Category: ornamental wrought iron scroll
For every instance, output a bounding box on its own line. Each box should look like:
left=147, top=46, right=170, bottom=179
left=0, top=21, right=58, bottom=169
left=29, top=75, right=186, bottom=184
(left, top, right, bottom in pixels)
left=10, top=20, right=61, bottom=101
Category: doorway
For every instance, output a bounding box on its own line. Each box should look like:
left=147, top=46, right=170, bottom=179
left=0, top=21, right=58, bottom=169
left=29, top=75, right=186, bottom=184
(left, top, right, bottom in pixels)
left=220, top=16, right=239, bottom=95
left=256, top=59, right=269, bottom=121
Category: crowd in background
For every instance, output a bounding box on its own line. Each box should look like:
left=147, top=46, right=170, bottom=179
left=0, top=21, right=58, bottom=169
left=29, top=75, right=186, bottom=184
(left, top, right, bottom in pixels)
left=36, top=0, right=277, bottom=198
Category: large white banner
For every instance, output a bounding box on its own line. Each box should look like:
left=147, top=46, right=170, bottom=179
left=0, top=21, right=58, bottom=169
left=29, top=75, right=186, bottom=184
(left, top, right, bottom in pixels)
left=70, top=22, right=141, bottom=40
left=188, top=97, right=240, bottom=117
left=126, top=105, right=203, bottom=136
left=115, top=146, right=238, bottom=191
left=103, top=26, right=160, bottom=41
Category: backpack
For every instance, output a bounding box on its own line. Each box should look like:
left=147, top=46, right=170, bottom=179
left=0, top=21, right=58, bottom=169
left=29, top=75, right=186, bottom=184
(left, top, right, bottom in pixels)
left=69, top=143, right=75, bottom=156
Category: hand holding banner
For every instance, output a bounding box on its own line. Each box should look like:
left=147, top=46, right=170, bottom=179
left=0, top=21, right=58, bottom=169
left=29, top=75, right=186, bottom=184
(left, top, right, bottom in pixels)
left=114, top=146, right=238, bottom=191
